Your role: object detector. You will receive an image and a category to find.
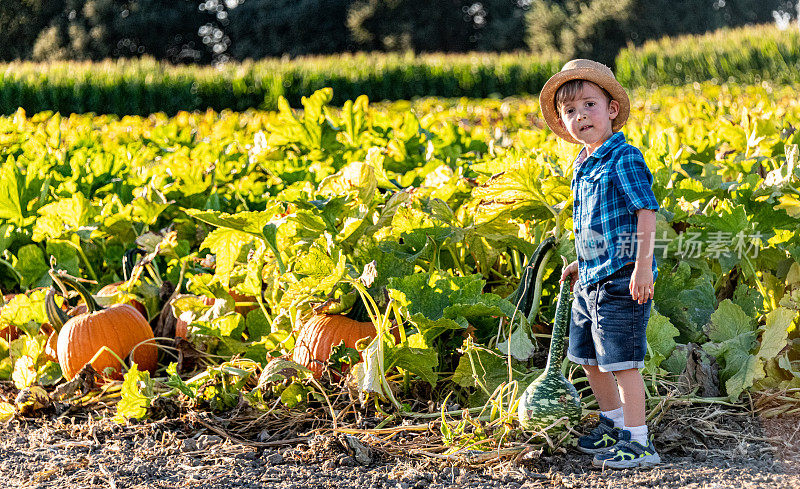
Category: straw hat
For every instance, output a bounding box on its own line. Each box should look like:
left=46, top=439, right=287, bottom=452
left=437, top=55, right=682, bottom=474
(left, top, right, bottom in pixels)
left=539, top=59, right=630, bottom=144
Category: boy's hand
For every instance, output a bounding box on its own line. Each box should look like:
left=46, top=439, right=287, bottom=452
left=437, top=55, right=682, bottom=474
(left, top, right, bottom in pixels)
left=559, top=260, right=579, bottom=291
left=629, top=264, right=654, bottom=304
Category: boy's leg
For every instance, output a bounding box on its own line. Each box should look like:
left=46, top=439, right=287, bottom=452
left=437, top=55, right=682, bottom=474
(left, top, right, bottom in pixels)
left=568, top=281, right=625, bottom=454
left=589, top=266, right=660, bottom=467
left=583, top=364, right=621, bottom=413
left=575, top=364, right=625, bottom=454
left=614, top=368, right=645, bottom=428
left=593, top=368, right=660, bottom=468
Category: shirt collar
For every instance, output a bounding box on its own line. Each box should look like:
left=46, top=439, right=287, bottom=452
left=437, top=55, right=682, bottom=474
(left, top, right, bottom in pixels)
left=577, top=131, right=626, bottom=163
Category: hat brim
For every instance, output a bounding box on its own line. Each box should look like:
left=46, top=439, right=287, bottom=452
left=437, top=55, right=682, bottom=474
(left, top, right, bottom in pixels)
left=539, top=68, right=630, bottom=145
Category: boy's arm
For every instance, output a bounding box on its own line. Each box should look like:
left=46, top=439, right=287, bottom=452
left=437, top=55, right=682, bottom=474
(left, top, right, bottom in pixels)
left=631, top=209, right=656, bottom=304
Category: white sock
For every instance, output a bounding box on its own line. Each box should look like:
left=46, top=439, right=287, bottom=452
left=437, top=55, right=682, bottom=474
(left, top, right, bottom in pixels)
left=625, top=424, right=649, bottom=446
left=602, top=407, right=625, bottom=429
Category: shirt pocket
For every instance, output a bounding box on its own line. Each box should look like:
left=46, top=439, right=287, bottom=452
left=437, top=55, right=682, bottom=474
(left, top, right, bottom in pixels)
left=577, top=170, right=607, bottom=225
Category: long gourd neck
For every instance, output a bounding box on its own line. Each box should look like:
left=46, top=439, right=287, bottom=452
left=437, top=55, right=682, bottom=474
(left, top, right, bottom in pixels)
left=510, top=237, right=556, bottom=322
left=544, top=278, right=571, bottom=373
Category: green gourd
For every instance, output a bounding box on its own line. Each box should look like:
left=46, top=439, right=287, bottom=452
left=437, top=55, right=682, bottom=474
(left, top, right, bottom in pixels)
left=507, top=237, right=556, bottom=325
left=517, top=268, right=582, bottom=431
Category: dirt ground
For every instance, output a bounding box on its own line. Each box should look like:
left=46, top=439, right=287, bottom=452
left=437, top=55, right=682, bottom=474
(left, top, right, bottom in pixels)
left=2, top=398, right=799, bottom=489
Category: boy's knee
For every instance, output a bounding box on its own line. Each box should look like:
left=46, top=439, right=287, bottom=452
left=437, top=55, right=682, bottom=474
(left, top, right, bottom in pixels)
left=582, top=364, right=604, bottom=376
left=611, top=367, right=642, bottom=378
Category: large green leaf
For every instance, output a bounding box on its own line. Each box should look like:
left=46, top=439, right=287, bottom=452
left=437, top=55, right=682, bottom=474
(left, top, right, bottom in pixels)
left=32, top=193, right=96, bottom=241
left=389, top=271, right=520, bottom=348
left=115, top=364, right=154, bottom=422
left=470, top=150, right=571, bottom=227
left=752, top=307, right=796, bottom=388
left=15, top=245, right=49, bottom=290
left=702, top=300, right=760, bottom=400
left=706, top=299, right=754, bottom=343
left=340, top=95, right=369, bottom=147
left=200, top=228, right=253, bottom=285
left=385, top=343, right=439, bottom=387
left=0, top=157, right=24, bottom=225
left=496, top=326, right=537, bottom=362
left=186, top=208, right=281, bottom=237
left=653, top=261, right=715, bottom=343
left=645, top=310, right=680, bottom=372
left=451, top=343, right=541, bottom=407
left=723, top=353, right=760, bottom=401
left=389, top=272, right=468, bottom=321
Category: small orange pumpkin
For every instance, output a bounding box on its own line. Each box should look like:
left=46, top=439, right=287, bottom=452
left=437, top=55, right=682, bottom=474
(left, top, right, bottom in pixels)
left=45, top=274, right=157, bottom=381
left=291, top=313, right=377, bottom=379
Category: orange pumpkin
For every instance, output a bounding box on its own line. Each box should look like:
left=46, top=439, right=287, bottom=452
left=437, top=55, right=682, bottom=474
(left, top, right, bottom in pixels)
left=45, top=274, right=157, bottom=381
left=292, top=314, right=377, bottom=378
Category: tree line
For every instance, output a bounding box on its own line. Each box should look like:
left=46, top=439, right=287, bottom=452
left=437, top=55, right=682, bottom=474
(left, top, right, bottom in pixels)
left=1, top=0, right=794, bottom=66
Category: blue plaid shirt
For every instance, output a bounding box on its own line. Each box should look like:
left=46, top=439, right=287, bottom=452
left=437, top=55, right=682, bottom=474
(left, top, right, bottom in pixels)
left=571, top=132, right=659, bottom=285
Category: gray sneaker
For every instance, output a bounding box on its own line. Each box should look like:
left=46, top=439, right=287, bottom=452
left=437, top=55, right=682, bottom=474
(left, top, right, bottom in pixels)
left=592, top=430, right=661, bottom=469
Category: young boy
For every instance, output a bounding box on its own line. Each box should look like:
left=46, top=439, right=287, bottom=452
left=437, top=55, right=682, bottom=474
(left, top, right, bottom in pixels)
left=539, top=59, right=661, bottom=469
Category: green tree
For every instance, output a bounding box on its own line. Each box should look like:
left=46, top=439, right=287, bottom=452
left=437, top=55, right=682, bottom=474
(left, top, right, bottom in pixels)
left=225, top=0, right=354, bottom=59
left=31, top=0, right=209, bottom=63
left=525, top=0, right=795, bottom=66
left=0, top=0, right=61, bottom=60
left=348, top=0, right=470, bottom=52
left=463, top=0, right=530, bottom=51
left=348, top=0, right=529, bottom=52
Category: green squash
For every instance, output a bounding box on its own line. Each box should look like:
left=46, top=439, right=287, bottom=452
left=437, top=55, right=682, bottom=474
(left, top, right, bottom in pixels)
left=517, top=274, right=582, bottom=431
left=507, top=237, right=556, bottom=325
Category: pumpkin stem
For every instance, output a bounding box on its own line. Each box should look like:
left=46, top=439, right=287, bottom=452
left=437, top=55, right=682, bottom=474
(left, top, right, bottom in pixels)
left=345, top=292, right=371, bottom=322
left=44, top=286, right=72, bottom=333
left=125, top=248, right=163, bottom=289
left=48, top=269, right=104, bottom=314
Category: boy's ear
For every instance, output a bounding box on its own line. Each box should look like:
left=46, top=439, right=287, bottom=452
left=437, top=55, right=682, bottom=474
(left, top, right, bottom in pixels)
left=557, top=117, right=566, bottom=131
left=608, top=99, right=620, bottom=119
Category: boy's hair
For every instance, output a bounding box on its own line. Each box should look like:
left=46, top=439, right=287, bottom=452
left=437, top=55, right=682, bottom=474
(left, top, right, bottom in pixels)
left=555, top=79, right=613, bottom=114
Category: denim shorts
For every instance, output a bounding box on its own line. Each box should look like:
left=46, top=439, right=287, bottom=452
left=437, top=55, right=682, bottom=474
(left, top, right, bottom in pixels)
left=566, top=264, right=651, bottom=372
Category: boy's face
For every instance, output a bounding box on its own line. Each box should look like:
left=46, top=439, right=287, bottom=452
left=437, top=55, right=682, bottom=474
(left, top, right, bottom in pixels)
left=557, top=82, right=620, bottom=153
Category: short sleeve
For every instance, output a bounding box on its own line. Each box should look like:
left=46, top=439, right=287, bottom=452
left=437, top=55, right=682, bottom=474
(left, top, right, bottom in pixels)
left=610, top=147, right=659, bottom=213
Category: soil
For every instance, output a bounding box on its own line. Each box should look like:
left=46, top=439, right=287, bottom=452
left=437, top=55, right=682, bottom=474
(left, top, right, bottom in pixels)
left=2, top=396, right=799, bottom=489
